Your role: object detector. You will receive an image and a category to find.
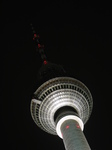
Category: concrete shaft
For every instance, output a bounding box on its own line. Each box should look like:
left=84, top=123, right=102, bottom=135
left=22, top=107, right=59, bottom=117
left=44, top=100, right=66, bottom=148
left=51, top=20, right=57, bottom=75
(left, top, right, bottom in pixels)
left=61, top=119, right=91, bottom=150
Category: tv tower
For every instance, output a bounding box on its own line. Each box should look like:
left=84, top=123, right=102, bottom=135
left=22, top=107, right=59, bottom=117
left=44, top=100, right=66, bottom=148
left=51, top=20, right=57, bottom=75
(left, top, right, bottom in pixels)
left=30, top=24, right=93, bottom=150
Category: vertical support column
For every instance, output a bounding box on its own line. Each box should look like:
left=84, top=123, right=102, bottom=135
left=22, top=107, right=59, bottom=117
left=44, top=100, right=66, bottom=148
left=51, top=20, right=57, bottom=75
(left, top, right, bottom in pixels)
left=61, top=119, right=91, bottom=150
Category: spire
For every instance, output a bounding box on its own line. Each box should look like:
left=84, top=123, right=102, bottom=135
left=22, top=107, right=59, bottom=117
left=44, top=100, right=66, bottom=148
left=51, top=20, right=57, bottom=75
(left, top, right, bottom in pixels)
left=30, top=23, right=47, bottom=65
left=30, top=23, right=66, bottom=86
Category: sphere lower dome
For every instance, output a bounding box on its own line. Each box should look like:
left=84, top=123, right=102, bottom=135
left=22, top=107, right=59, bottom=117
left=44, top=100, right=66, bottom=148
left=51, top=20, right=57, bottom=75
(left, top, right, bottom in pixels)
left=30, top=77, right=93, bottom=135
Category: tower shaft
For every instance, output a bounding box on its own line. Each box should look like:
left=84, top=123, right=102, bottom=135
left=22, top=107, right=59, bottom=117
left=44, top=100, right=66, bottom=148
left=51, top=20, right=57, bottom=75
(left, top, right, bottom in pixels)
left=61, top=119, right=91, bottom=150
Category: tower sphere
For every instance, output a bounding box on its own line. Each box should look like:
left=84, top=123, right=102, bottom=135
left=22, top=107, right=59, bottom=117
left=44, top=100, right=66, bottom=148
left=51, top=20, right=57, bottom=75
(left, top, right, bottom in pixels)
left=30, top=77, right=93, bottom=135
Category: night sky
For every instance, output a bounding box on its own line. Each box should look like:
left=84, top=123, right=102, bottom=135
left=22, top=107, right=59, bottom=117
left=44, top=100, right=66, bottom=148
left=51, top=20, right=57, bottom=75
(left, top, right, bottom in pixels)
left=2, top=1, right=112, bottom=150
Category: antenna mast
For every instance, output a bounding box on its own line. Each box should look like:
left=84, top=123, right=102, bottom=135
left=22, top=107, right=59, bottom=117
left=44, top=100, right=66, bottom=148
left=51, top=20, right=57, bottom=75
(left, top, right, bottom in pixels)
left=30, top=23, right=47, bottom=64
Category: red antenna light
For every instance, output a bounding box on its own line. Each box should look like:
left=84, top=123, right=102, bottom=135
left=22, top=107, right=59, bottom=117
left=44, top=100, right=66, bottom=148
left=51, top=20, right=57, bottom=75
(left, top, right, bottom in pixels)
left=44, top=60, right=47, bottom=65
left=38, top=44, right=41, bottom=48
left=34, top=33, right=37, bottom=38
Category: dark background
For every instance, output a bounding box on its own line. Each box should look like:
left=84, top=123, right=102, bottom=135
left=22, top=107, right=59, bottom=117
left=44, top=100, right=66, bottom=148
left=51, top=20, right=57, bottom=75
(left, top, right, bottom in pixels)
left=1, top=1, right=111, bottom=149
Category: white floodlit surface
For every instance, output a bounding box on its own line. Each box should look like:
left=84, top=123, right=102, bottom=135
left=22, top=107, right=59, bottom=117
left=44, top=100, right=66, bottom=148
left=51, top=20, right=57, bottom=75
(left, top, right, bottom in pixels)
left=56, top=115, right=84, bottom=138
left=30, top=77, right=93, bottom=135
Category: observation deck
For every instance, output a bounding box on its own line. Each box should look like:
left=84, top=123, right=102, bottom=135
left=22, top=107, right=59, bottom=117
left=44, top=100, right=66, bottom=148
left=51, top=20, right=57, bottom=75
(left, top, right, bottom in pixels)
left=30, top=77, right=93, bottom=135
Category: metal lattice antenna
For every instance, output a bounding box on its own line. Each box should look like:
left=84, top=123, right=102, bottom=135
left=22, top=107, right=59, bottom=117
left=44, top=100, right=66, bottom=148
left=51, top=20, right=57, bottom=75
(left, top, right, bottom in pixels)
left=30, top=23, right=47, bottom=64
